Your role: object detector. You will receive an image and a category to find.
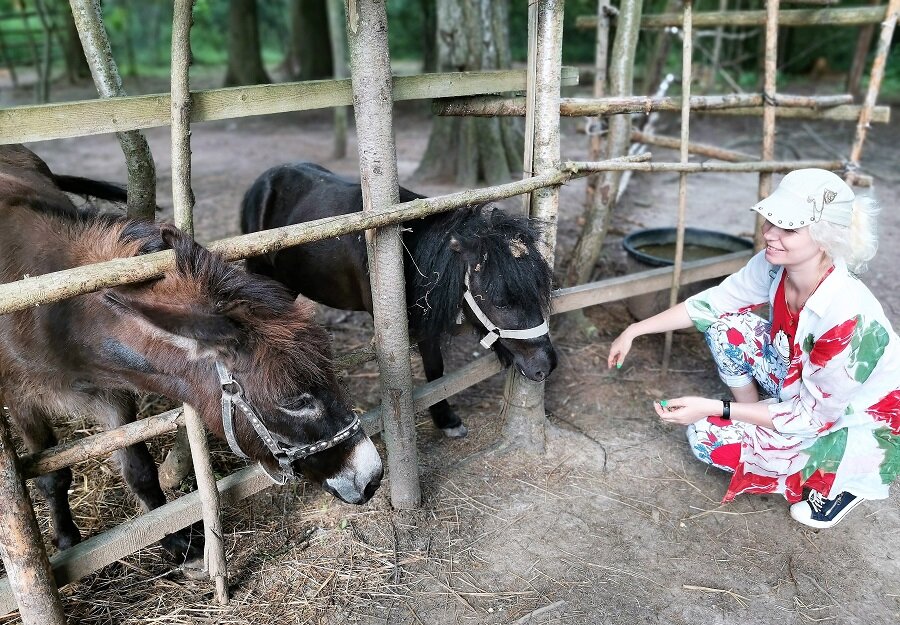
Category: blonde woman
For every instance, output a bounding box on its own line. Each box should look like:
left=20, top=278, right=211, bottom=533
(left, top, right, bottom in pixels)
left=608, top=169, right=899, bottom=529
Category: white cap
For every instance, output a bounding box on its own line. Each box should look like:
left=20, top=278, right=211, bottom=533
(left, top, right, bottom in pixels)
left=751, top=168, right=855, bottom=228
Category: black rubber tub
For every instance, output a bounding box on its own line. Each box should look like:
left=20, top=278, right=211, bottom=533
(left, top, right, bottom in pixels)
left=622, top=227, right=753, bottom=320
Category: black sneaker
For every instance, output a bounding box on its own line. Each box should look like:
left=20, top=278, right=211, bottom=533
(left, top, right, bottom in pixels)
left=790, top=489, right=863, bottom=529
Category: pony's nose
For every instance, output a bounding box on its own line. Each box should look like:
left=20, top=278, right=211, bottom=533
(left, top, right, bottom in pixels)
left=532, top=370, right=547, bottom=382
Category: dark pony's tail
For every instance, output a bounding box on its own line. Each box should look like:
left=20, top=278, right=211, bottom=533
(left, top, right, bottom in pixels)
left=54, top=174, right=128, bottom=204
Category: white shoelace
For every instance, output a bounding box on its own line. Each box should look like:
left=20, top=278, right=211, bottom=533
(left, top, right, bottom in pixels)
left=808, top=490, right=826, bottom=513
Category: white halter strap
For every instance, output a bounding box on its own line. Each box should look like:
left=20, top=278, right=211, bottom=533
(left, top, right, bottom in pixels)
left=461, top=271, right=550, bottom=349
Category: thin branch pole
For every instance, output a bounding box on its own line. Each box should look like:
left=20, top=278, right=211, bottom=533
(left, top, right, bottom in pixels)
left=502, top=0, right=564, bottom=454
left=846, top=0, right=881, bottom=99
left=662, top=0, right=693, bottom=374
left=630, top=130, right=756, bottom=162
left=584, top=0, right=611, bottom=208
left=68, top=0, right=156, bottom=220
left=326, top=0, right=348, bottom=159
left=169, top=0, right=228, bottom=604
left=18, top=6, right=42, bottom=102
left=0, top=29, right=19, bottom=88
left=754, top=0, right=779, bottom=251
left=33, top=0, right=52, bottom=103
left=0, top=404, right=66, bottom=625
left=564, top=0, right=643, bottom=289
left=5, top=153, right=860, bottom=318
left=346, top=0, right=420, bottom=509
left=521, top=0, right=538, bottom=214
left=435, top=93, right=855, bottom=116
left=575, top=5, right=887, bottom=29
left=846, top=0, right=899, bottom=183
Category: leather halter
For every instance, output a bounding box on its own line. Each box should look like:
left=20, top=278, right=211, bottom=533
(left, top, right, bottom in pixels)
left=215, top=362, right=361, bottom=485
left=460, top=270, right=550, bottom=349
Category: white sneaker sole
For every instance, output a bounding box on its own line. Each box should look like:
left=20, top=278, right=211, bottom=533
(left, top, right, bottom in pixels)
left=790, top=496, right=864, bottom=529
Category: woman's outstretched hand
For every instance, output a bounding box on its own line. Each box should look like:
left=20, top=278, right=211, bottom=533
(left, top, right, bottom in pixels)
left=653, top=396, right=719, bottom=425
left=608, top=327, right=634, bottom=369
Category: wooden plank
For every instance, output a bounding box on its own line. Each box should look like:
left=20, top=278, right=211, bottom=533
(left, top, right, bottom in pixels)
left=0, top=466, right=271, bottom=616
left=705, top=104, right=890, bottom=123
left=551, top=250, right=752, bottom=314
left=0, top=68, right=578, bottom=145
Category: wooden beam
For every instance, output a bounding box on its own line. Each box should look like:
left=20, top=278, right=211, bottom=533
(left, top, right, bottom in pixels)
left=0, top=68, right=579, bottom=145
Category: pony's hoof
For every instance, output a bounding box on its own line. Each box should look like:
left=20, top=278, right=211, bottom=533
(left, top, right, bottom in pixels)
left=441, top=424, right=468, bottom=438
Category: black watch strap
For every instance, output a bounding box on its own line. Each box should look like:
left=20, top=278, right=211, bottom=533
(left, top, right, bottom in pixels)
left=722, top=399, right=731, bottom=420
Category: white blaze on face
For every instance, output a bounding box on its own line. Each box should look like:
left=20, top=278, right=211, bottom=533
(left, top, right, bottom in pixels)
left=324, top=437, right=383, bottom=504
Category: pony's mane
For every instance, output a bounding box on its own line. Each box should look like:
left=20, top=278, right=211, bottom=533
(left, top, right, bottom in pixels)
left=158, top=226, right=334, bottom=394
left=408, top=204, right=552, bottom=339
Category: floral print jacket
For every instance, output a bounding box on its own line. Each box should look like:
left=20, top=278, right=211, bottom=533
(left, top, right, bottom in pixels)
left=686, top=250, right=900, bottom=502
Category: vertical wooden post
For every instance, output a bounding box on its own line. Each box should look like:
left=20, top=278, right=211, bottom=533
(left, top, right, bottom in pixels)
left=846, top=0, right=899, bottom=184
left=170, top=0, right=228, bottom=604
left=0, top=402, right=66, bottom=625
left=521, top=0, right=538, bottom=215
left=345, top=0, right=420, bottom=510
left=326, top=0, right=349, bottom=159
left=661, top=0, right=694, bottom=373
left=68, top=0, right=157, bottom=221
left=753, top=0, right=779, bottom=252
left=501, top=0, right=564, bottom=454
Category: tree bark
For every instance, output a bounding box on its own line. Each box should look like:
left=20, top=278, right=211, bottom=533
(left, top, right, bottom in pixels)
left=287, top=0, right=333, bottom=80
left=326, top=0, right=348, bottom=158
left=69, top=0, right=157, bottom=221
left=0, top=404, right=67, bottom=625
left=60, top=0, right=91, bottom=82
left=224, top=0, right=271, bottom=87
left=415, top=0, right=521, bottom=185
left=347, top=0, right=421, bottom=510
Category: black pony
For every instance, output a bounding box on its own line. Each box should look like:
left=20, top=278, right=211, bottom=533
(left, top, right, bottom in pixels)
left=241, top=163, right=557, bottom=437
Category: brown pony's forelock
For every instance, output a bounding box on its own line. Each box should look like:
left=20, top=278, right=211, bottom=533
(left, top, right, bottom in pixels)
left=156, top=225, right=335, bottom=397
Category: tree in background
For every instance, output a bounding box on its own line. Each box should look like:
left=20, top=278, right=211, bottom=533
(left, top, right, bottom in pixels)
left=284, top=0, right=332, bottom=80
left=223, top=0, right=270, bottom=87
left=415, top=0, right=522, bottom=186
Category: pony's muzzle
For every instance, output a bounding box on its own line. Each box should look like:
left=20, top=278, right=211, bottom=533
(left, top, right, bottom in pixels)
left=324, top=436, right=384, bottom=504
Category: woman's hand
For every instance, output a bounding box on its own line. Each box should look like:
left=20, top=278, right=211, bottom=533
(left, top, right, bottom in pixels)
left=653, top=396, right=720, bottom=425
left=608, top=326, right=635, bottom=369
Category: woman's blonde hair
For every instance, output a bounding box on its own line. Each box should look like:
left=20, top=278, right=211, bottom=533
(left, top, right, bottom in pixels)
left=809, top=193, right=880, bottom=274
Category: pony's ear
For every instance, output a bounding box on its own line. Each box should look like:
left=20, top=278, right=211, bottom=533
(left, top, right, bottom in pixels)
left=105, top=291, right=242, bottom=344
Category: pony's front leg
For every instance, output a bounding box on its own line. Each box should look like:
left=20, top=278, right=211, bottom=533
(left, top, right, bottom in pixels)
left=10, top=402, right=81, bottom=549
left=418, top=338, right=468, bottom=438
left=102, top=394, right=205, bottom=573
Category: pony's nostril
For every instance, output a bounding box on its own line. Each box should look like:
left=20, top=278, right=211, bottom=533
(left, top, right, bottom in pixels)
left=363, top=477, right=381, bottom=501
left=533, top=370, right=546, bottom=382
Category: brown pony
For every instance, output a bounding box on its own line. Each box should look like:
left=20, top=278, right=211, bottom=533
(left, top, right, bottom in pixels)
left=0, top=145, right=382, bottom=569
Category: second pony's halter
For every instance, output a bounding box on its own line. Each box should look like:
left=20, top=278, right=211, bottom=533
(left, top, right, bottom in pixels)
left=459, top=270, right=550, bottom=349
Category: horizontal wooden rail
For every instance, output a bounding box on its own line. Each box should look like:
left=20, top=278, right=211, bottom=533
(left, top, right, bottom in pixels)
left=435, top=95, right=889, bottom=124
left=0, top=68, right=579, bottom=145
left=576, top=5, right=887, bottom=29
left=435, top=93, right=855, bottom=117
left=0, top=155, right=653, bottom=316
left=551, top=250, right=753, bottom=314
left=563, top=158, right=845, bottom=174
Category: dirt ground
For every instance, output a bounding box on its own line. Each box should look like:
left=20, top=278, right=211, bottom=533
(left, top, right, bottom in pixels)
left=2, top=70, right=900, bottom=625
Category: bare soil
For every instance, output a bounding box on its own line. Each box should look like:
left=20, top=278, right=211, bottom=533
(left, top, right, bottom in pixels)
left=1, top=71, right=899, bottom=624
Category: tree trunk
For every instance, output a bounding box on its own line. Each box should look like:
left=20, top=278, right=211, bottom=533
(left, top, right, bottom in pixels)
left=420, top=0, right=437, bottom=73
left=325, top=0, right=348, bottom=158
left=416, top=0, right=521, bottom=185
left=286, top=0, right=332, bottom=81
left=224, top=0, right=271, bottom=87
left=61, top=0, right=91, bottom=82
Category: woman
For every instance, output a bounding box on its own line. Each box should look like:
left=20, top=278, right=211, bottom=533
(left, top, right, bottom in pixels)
left=608, top=169, right=900, bottom=529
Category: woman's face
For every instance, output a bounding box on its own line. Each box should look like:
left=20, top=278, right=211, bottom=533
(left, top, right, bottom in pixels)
left=761, top=221, right=825, bottom=268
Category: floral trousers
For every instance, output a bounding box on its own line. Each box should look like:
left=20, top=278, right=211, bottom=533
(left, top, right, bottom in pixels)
left=686, top=312, right=786, bottom=472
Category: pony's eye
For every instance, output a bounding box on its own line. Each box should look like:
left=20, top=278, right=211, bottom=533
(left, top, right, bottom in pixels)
left=279, top=394, right=314, bottom=413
